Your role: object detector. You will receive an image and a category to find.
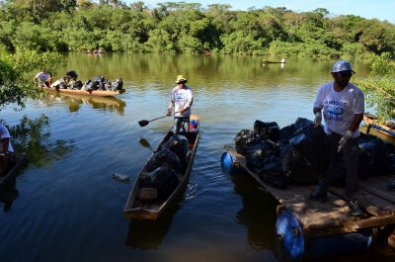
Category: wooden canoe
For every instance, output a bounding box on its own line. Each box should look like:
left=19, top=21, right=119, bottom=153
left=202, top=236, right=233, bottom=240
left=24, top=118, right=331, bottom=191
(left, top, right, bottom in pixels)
left=263, top=58, right=286, bottom=64
left=41, top=86, right=125, bottom=97
left=0, top=153, right=26, bottom=192
left=124, top=123, right=200, bottom=220
left=364, top=113, right=395, bottom=138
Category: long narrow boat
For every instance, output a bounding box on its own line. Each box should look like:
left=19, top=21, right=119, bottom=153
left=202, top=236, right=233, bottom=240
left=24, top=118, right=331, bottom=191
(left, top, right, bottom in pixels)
left=41, top=86, right=125, bottom=97
left=0, top=154, right=26, bottom=192
left=124, top=117, right=200, bottom=220
left=364, top=113, right=395, bottom=138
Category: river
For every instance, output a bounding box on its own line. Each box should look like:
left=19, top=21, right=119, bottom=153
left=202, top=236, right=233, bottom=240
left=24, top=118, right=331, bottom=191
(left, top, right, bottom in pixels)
left=1, top=54, right=394, bottom=261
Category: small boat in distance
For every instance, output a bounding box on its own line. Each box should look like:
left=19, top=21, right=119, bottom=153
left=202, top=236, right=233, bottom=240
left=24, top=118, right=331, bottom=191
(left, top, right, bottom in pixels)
left=364, top=113, right=395, bottom=138
left=124, top=115, right=200, bottom=220
left=263, top=58, right=286, bottom=64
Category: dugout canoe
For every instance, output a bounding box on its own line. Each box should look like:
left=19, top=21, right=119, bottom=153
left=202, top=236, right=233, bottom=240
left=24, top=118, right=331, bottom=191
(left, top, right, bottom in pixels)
left=0, top=153, right=26, bottom=192
left=364, top=113, right=395, bottom=138
left=124, top=117, right=200, bottom=220
left=41, top=86, right=125, bottom=97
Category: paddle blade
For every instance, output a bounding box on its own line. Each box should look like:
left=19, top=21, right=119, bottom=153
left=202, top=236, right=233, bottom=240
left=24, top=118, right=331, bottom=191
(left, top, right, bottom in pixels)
left=138, top=120, right=149, bottom=127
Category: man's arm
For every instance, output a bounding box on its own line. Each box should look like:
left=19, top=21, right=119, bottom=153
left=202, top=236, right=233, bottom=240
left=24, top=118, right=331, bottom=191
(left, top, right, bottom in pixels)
left=348, top=114, right=363, bottom=132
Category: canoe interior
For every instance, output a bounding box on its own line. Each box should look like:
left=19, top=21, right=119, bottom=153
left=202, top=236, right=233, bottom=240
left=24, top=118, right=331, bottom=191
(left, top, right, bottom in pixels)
left=124, top=130, right=200, bottom=220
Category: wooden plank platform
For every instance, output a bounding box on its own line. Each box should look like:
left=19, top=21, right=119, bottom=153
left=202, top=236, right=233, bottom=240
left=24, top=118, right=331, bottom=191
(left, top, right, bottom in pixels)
left=226, top=147, right=395, bottom=239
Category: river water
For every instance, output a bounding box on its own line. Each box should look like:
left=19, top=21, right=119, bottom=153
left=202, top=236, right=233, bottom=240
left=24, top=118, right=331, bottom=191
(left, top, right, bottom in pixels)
left=1, top=54, right=394, bottom=261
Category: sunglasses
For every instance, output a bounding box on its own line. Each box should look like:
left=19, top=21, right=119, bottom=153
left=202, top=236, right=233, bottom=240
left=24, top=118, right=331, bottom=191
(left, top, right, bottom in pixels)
left=336, top=71, right=353, bottom=78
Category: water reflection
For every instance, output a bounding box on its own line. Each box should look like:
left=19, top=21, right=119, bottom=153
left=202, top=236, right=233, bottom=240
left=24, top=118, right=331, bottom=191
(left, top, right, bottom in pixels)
left=43, top=93, right=126, bottom=115
left=9, top=115, right=75, bottom=168
left=126, top=205, right=179, bottom=249
left=230, top=171, right=278, bottom=250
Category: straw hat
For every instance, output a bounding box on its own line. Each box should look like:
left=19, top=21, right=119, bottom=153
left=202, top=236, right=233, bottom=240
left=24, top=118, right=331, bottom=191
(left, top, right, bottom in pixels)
left=175, top=75, right=187, bottom=84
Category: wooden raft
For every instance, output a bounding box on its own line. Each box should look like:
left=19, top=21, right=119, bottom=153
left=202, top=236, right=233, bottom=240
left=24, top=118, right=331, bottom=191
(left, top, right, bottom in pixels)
left=226, top=147, right=395, bottom=239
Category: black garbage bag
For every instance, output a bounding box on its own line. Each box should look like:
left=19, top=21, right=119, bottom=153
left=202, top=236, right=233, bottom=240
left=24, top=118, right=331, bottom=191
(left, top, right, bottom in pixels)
left=254, top=120, right=280, bottom=142
left=358, top=134, right=394, bottom=177
left=235, top=129, right=257, bottom=155
left=149, top=164, right=179, bottom=199
left=161, top=134, right=189, bottom=167
left=281, top=124, right=329, bottom=184
left=112, top=79, right=123, bottom=91
left=145, top=147, right=184, bottom=173
left=245, top=141, right=280, bottom=172
left=70, top=80, right=83, bottom=90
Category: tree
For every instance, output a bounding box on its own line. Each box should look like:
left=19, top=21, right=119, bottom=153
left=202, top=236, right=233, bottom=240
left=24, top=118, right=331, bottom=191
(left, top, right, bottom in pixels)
left=356, top=53, right=395, bottom=122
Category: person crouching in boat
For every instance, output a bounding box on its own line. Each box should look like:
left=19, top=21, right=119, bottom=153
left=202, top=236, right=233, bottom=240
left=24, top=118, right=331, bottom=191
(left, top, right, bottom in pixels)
left=167, top=75, right=193, bottom=134
left=33, top=70, right=52, bottom=89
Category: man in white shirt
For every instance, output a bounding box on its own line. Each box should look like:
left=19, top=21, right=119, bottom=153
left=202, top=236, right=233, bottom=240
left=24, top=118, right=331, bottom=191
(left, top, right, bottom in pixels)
left=167, top=75, right=193, bottom=134
left=310, top=60, right=364, bottom=216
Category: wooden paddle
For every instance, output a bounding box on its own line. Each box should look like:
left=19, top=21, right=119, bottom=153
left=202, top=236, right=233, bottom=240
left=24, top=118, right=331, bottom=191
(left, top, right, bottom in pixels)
left=138, top=111, right=178, bottom=127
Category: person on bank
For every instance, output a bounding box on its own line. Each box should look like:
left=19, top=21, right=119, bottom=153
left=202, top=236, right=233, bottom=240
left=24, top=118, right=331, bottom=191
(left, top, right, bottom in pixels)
left=167, top=75, right=193, bottom=134
left=0, top=122, right=14, bottom=155
left=310, top=60, right=365, bottom=216
left=33, top=70, right=52, bottom=89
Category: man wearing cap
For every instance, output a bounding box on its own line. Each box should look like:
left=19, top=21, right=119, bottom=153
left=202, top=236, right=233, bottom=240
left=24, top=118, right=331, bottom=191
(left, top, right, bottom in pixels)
left=310, top=60, right=365, bottom=216
left=167, top=75, right=193, bottom=134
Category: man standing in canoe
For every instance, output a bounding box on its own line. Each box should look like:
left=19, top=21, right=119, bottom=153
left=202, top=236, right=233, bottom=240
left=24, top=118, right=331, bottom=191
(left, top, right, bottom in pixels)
left=167, top=75, right=193, bottom=134
left=310, top=60, right=365, bottom=216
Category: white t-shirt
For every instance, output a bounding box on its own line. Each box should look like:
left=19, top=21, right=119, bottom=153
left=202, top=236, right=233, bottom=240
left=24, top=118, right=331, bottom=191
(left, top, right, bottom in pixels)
left=313, top=82, right=364, bottom=137
left=168, top=85, right=193, bottom=117
left=0, top=123, right=14, bottom=152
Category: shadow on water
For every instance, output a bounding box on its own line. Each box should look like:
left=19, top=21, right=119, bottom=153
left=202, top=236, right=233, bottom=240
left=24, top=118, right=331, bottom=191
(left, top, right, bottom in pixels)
left=0, top=115, right=75, bottom=211
left=229, top=170, right=278, bottom=251
left=125, top=204, right=180, bottom=250
left=9, top=114, right=75, bottom=168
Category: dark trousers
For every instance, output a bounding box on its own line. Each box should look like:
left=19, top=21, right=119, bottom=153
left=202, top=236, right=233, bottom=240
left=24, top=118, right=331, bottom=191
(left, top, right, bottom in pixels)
left=319, top=133, right=359, bottom=200
left=174, top=116, right=189, bottom=134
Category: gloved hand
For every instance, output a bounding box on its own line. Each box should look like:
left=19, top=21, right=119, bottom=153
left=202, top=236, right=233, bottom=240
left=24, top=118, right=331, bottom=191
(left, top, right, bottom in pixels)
left=314, top=112, right=322, bottom=127
left=166, top=109, right=172, bottom=116
left=338, top=130, right=353, bottom=152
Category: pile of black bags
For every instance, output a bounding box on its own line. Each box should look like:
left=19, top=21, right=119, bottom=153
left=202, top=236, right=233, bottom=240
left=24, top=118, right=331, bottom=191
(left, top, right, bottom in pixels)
left=234, top=118, right=395, bottom=188
left=84, top=76, right=124, bottom=91
left=139, top=134, right=189, bottom=200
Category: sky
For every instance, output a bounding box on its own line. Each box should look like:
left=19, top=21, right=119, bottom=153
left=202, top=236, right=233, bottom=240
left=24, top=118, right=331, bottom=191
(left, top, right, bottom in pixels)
left=124, top=0, right=395, bottom=23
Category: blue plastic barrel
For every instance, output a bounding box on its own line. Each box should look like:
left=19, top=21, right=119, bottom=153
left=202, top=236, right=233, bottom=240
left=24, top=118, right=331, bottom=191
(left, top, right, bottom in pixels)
left=276, top=210, right=305, bottom=260
left=221, top=151, right=234, bottom=175
left=276, top=210, right=373, bottom=260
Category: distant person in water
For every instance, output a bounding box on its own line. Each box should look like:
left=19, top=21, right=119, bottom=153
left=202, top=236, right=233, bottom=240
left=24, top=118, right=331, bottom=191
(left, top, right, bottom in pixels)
left=33, top=70, right=52, bottom=89
left=167, top=75, right=193, bottom=134
left=310, top=60, right=365, bottom=217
